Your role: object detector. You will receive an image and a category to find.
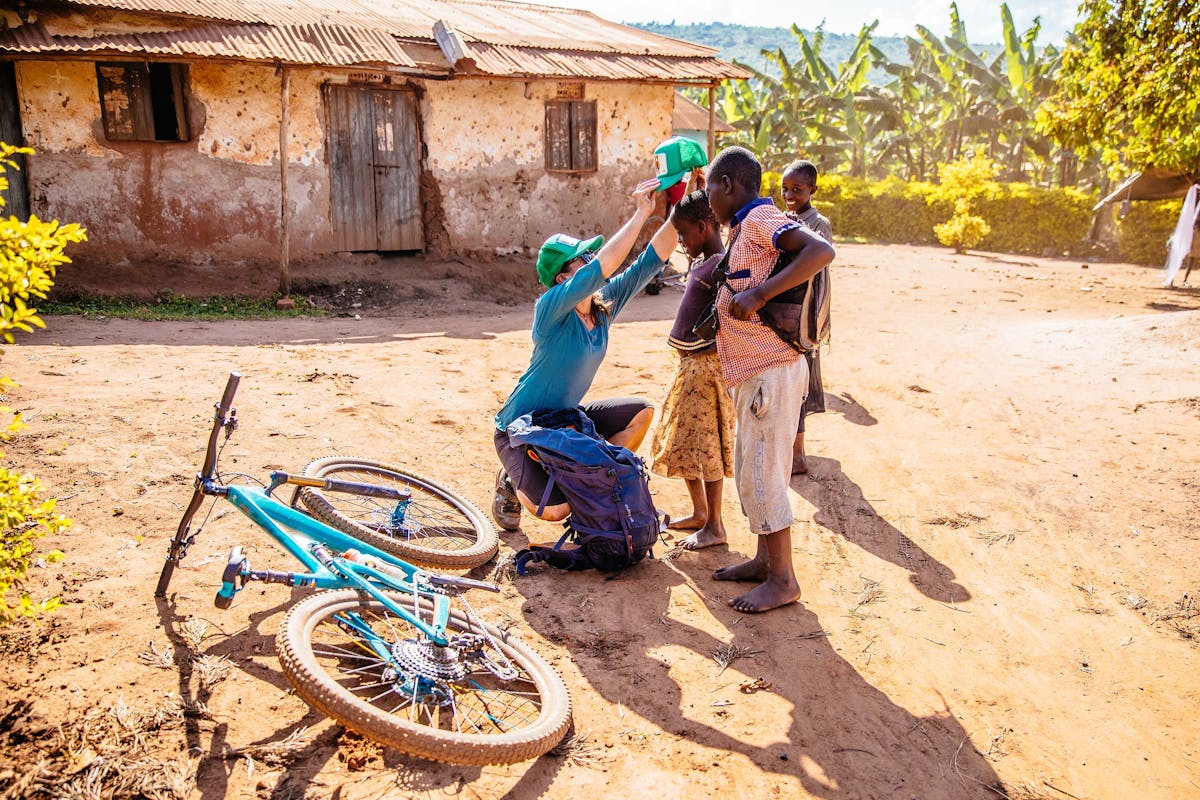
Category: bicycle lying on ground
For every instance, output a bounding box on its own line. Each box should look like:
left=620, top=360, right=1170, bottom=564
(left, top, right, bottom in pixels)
left=154, top=372, right=571, bottom=765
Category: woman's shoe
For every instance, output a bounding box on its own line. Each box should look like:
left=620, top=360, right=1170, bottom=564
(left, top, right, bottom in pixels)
left=492, top=469, right=522, bottom=530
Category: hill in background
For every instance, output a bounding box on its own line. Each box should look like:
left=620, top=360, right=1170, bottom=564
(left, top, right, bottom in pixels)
left=631, top=21, right=1001, bottom=82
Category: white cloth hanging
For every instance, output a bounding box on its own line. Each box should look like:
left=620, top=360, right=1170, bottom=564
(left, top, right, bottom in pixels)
left=1164, top=184, right=1200, bottom=286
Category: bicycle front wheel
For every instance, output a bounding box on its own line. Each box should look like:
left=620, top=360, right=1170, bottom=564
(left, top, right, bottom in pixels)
left=277, top=590, right=572, bottom=765
left=299, top=457, right=497, bottom=570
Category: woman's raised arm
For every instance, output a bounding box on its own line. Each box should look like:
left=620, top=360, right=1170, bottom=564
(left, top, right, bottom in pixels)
left=593, top=178, right=661, bottom=278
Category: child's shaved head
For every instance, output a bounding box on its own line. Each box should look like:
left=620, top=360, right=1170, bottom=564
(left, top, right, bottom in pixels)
left=784, top=159, right=818, bottom=184
left=707, top=146, right=762, bottom=193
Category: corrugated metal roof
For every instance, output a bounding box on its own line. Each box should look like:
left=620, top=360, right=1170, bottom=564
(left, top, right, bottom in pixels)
left=0, top=21, right=418, bottom=67
left=464, top=43, right=748, bottom=82
left=9, top=0, right=747, bottom=80
left=56, top=0, right=721, bottom=56
left=673, top=92, right=734, bottom=133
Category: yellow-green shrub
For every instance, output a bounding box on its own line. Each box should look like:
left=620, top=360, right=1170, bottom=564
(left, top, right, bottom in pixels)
left=0, top=142, right=84, bottom=625
left=935, top=207, right=991, bottom=253
left=1115, top=199, right=1181, bottom=266
left=761, top=172, right=1097, bottom=257
left=975, top=184, right=1095, bottom=255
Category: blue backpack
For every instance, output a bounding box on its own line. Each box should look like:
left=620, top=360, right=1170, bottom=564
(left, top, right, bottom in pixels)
left=507, top=407, right=662, bottom=575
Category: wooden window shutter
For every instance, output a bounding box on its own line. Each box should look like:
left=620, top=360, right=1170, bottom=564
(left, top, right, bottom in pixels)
left=166, top=64, right=190, bottom=141
left=545, top=100, right=597, bottom=172
left=97, top=62, right=153, bottom=141
left=570, top=100, right=597, bottom=172
left=545, top=100, right=572, bottom=171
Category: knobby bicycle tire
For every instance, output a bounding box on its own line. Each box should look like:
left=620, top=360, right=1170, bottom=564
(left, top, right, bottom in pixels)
left=299, top=457, right=498, bottom=570
left=277, top=590, right=571, bottom=765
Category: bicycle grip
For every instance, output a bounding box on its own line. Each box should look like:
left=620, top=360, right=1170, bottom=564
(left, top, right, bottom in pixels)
left=218, top=371, right=241, bottom=415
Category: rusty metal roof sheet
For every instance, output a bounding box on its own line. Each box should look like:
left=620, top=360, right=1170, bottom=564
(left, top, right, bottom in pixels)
left=11, top=0, right=747, bottom=80
left=673, top=93, right=734, bottom=133
left=463, top=42, right=747, bottom=82
left=0, top=21, right=418, bottom=67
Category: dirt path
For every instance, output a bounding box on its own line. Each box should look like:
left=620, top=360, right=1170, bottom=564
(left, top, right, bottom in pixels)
left=1, top=243, right=1198, bottom=799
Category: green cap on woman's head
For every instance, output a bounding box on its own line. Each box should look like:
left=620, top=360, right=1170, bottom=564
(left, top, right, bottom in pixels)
left=654, top=136, right=708, bottom=190
left=536, top=233, right=604, bottom=287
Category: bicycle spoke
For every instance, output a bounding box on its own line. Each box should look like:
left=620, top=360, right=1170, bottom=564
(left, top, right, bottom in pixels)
left=303, top=599, right=550, bottom=739
left=310, top=467, right=480, bottom=552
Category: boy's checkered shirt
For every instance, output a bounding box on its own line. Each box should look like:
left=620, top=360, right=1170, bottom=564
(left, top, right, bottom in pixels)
left=714, top=203, right=803, bottom=387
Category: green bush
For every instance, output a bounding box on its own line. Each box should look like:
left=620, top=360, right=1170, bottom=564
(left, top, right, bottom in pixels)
left=1115, top=199, right=1180, bottom=266
left=761, top=172, right=1097, bottom=257
left=976, top=184, right=1096, bottom=256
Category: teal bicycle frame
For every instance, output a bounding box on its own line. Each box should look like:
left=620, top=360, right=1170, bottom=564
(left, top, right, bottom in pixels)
left=156, top=371, right=498, bottom=650
left=219, top=484, right=456, bottom=644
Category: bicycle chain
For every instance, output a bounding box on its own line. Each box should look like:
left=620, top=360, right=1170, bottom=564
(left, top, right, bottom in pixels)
left=458, top=593, right=519, bottom=681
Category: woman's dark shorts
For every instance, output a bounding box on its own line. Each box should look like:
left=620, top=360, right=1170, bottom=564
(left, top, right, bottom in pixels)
left=494, top=397, right=652, bottom=508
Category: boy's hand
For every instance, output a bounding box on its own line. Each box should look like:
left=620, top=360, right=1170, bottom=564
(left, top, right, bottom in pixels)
left=729, top=287, right=766, bottom=320
left=633, top=178, right=660, bottom=215
left=687, top=167, right=706, bottom=193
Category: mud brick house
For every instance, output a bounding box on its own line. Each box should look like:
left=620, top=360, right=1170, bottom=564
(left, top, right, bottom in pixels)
left=0, top=0, right=745, bottom=290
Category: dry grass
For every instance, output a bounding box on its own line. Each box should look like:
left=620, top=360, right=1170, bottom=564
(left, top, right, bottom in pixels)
left=977, top=530, right=1016, bottom=546
left=136, top=641, right=174, bottom=670
left=177, top=619, right=209, bottom=651
left=548, top=731, right=609, bottom=768
left=851, top=576, right=884, bottom=615
left=226, top=727, right=312, bottom=770
left=926, top=512, right=988, bottom=528
left=1156, top=592, right=1199, bottom=639
left=0, top=696, right=197, bottom=800
left=713, top=642, right=762, bottom=675
left=193, top=654, right=232, bottom=691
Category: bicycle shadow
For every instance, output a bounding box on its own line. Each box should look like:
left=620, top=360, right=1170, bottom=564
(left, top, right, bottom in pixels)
left=791, top=457, right=970, bottom=603
left=507, top=558, right=1004, bottom=798
left=153, top=589, right=347, bottom=799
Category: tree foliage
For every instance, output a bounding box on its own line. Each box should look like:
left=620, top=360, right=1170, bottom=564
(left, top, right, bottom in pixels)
left=696, top=3, right=1102, bottom=188
left=1038, top=0, right=1200, bottom=171
left=0, top=142, right=84, bottom=625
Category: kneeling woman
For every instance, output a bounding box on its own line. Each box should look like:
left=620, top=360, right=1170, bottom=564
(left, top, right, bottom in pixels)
left=492, top=178, right=678, bottom=529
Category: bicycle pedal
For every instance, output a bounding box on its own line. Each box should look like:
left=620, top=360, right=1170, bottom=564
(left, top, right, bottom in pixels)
left=215, top=546, right=249, bottom=609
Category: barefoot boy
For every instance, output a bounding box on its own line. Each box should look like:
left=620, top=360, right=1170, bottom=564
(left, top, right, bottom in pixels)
left=704, top=147, right=835, bottom=613
left=780, top=159, right=833, bottom=474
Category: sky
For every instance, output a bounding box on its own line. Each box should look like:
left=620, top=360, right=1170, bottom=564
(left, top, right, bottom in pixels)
left=529, top=0, right=1082, bottom=44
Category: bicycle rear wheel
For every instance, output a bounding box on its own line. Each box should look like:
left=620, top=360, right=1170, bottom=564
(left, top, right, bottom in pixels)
left=277, top=590, right=571, bottom=765
left=299, top=457, right=497, bottom=570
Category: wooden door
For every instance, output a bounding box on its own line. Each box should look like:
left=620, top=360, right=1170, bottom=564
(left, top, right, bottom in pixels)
left=325, top=85, right=423, bottom=252
left=0, top=61, right=29, bottom=221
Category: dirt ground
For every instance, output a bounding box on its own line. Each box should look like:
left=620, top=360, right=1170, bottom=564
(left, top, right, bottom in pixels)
left=1, top=242, right=1198, bottom=800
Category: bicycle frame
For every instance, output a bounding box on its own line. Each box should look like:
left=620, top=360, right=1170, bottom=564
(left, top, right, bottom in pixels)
left=155, top=371, right=498, bottom=649
left=219, top=484, right=455, bottom=645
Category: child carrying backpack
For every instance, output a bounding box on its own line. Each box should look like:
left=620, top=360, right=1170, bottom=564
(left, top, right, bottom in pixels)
left=507, top=407, right=663, bottom=574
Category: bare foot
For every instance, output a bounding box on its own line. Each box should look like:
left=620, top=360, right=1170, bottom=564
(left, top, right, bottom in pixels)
left=679, top=524, right=726, bottom=550
left=792, top=432, right=808, bottom=474
left=729, top=576, right=801, bottom=613
left=713, top=558, right=768, bottom=582
left=668, top=514, right=706, bottom=531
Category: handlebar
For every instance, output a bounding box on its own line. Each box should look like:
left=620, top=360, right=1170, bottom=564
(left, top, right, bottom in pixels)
left=200, top=371, right=240, bottom=480
left=156, top=371, right=240, bottom=598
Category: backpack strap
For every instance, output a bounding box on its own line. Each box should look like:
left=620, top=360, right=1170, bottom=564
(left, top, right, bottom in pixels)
left=535, top=471, right=558, bottom=517
left=514, top=524, right=591, bottom=574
